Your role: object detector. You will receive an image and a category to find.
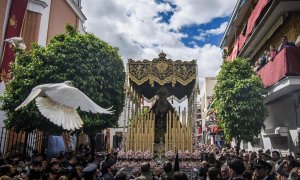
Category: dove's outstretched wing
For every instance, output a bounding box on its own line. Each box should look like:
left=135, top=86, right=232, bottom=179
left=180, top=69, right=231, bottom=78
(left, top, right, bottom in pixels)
left=35, top=97, right=83, bottom=130
left=15, top=88, right=42, bottom=111
left=45, top=85, right=113, bottom=114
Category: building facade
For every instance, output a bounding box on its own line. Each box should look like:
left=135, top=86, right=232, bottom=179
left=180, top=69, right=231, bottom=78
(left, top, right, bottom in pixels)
left=221, top=0, right=300, bottom=154
left=0, top=0, right=86, bottom=155
left=199, top=77, right=222, bottom=145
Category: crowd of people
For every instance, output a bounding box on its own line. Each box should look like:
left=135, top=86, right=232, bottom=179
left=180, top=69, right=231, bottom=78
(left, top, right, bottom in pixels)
left=253, top=36, right=296, bottom=72
left=0, top=144, right=300, bottom=180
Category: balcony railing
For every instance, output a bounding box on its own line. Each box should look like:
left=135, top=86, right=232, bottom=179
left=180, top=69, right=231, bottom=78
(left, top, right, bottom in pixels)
left=257, top=47, right=300, bottom=87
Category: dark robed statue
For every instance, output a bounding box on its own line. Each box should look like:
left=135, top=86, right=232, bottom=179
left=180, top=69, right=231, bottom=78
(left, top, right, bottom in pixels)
left=150, top=87, right=174, bottom=143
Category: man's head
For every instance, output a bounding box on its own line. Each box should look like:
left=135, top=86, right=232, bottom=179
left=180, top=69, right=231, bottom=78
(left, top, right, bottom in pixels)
left=82, top=163, right=97, bottom=180
left=163, top=161, right=173, bottom=173
left=228, top=159, right=245, bottom=177
left=221, top=165, right=230, bottom=179
left=242, top=153, right=249, bottom=162
left=131, top=168, right=141, bottom=178
left=51, top=161, right=61, bottom=173
left=271, top=151, right=280, bottom=161
left=253, top=160, right=272, bottom=178
left=32, top=161, right=42, bottom=172
left=154, top=166, right=162, bottom=177
left=207, top=167, right=221, bottom=180
left=140, top=162, right=150, bottom=173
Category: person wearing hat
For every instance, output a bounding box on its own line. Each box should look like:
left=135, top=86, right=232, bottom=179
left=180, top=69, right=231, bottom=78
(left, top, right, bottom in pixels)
left=228, top=159, right=245, bottom=180
left=253, top=159, right=273, bottom=180
left=82, top=163, right=97, bottom=180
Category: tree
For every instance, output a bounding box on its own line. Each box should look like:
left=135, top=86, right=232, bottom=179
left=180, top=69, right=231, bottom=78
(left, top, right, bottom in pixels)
left=213, top=57, right=267, bottom=155
left=0, top=25, right=125, bottom=156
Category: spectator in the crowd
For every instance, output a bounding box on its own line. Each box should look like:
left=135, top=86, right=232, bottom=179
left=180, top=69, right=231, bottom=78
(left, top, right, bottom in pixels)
left=114, top=171, right=127, bottom=180
left=220, top=164, right=230, bottom=180
left=127, top=168, right=140, bottom=179
left=137, top=162, right=152, bottom=180
left=267, top=45, right=277, bottom=61
left=49, top=160, right=61, bottom=180
left=288, top=167, right=300, bottom=180
left=276, top=159, right=300, bottom=179
left=28, top=161, right=43, bottom=180
left=82, top=163, right=98, bottom=180
left=173, top=171, right=189, bottom=180
left=258, top=50, right=269, bottom=70
left=277, top=35, right=295, bottom=52
left=153, top=166, right=162, bottom=180
left=63, top=156, right=78, bottom=171
left=271, top=150, right=281, bottom=168
left=207, top=166, right=221, bottom=180
left=253, top=159, right=273, bottom=180
left=0, top=165, right=11, bottom=177
left=253, top=60, right=260, bottom=72
left=242, top=170, right=252, bottom=180
left=161, top=161, right=173, bottom=180
left=260, top=153, right=270, bottom=161
left=228, top=159, right=245, bottom=180
left=100, top=161, right=114, bottom=180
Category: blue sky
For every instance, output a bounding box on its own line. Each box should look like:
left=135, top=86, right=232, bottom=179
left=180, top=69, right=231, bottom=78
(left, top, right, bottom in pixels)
left=81, top=0, right=236, bottom=82
left=180, top=17, right=230, bottom=47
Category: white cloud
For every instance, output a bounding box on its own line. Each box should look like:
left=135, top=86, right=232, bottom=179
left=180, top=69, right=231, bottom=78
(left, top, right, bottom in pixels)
left=193, top=22, right=228, bottom=41
left=81, top=0, right=231, bottom=84
left=206, top=22, right=228, bottom=35
left=169, top=0, right=236, bottom=29
left=193, top=32, right=206, bottom=41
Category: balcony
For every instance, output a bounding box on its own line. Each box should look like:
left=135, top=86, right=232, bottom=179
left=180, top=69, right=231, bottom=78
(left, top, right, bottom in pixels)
left=257, top=47, right=300, bottom=102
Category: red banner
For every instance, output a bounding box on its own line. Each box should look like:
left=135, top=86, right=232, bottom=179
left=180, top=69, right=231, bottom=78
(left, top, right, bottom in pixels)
left=1, top=0, right=28, bottom=81
left=231, top=40, right=239, bottom=61
left=245, top=0, right=269, bottom=38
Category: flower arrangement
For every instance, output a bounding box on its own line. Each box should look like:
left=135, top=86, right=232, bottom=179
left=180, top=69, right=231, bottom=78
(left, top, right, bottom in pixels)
left=135, top=150, right=143, bottom=160
left=178, top=150, right=184, bottom=159
left=117, top=150, right=126, bottom=159
left=126, top=150, right=134, bottom=160
left=183, top=150, right=191, bottom=160
left=192, top=150, right=201, bottom=160
left=143, top=150, right=152, bottom=160
left=165, top=150, right=175, bottom=160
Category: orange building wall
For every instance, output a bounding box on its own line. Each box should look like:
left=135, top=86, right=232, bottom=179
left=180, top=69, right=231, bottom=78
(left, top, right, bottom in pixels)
left=0, top=0, right=8, bottom=42
left=47, top=0, right=78, bottom=43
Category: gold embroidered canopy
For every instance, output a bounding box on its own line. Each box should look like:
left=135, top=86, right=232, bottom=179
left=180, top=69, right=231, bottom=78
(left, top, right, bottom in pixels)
left=128, top=52, right=197, bottom=101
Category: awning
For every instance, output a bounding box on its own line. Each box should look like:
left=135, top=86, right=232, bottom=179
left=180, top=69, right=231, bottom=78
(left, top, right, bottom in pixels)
left=128, top=52, right=197, bottom=101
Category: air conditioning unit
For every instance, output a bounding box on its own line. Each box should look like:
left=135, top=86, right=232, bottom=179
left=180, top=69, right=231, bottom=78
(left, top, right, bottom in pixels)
left=274, top=127, right=289, bottom=136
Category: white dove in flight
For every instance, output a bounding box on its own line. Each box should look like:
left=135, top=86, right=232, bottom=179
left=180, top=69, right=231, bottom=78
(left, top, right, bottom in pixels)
left=4, top=37, right=26, bottom=50
left=15, top=81, right=113, bottom=130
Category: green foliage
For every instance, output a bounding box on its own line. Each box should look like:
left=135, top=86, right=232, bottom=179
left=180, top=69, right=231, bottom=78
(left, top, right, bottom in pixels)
left=214, top=57, right=267, bottom=143
left=0, top=25, right=125, bottom=133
